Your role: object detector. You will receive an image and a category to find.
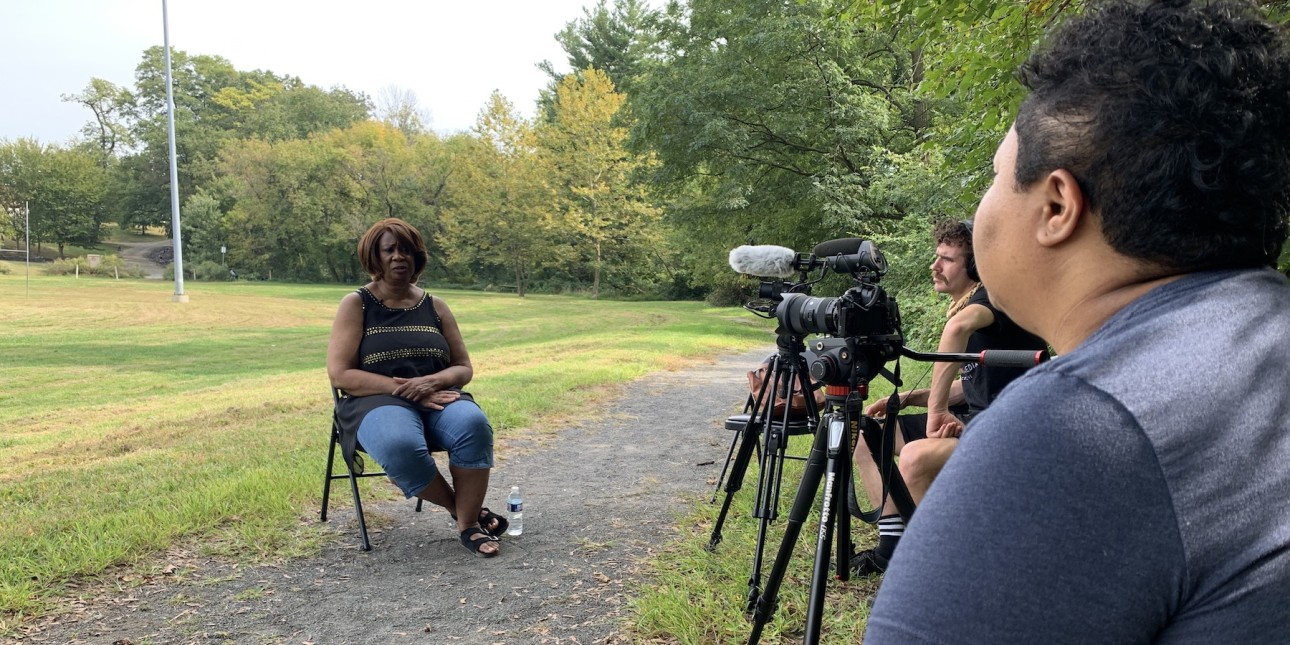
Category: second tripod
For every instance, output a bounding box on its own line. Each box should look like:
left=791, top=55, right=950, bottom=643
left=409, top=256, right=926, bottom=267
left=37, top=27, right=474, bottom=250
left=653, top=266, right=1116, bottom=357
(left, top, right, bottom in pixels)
left=708, top=331, right=821, bottom=611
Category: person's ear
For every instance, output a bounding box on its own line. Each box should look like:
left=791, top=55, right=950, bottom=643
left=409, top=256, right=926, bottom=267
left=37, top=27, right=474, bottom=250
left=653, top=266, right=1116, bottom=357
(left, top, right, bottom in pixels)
left=1037, top=169, right=1084, bottom=247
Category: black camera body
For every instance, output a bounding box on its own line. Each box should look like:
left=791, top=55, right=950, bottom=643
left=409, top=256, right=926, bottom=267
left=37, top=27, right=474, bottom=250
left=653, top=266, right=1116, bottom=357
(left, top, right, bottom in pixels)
left=754, top=238, right=904, bottom=386
left=775, top=285, right=901, bottom=340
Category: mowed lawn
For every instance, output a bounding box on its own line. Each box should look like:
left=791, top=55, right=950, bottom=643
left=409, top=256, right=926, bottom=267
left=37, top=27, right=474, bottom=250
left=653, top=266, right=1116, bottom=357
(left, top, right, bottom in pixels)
left=0, top=270, right=772, bottom=627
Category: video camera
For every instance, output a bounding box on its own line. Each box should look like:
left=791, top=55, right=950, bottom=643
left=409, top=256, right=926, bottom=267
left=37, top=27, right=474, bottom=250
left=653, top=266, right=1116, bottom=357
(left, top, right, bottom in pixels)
left=728, top=236, right=1049, bottom=645
left=729, top=238, right=904, bottom=385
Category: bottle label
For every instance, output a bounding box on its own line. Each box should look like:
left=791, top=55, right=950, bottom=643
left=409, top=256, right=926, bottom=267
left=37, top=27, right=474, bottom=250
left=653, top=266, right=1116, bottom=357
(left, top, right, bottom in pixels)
left=508, top=502, right=522, bottom=513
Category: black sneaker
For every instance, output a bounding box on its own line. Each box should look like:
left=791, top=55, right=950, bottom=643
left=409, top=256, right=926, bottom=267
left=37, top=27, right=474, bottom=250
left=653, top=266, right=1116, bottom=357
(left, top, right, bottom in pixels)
left=850, top=548, right=889, bottom=577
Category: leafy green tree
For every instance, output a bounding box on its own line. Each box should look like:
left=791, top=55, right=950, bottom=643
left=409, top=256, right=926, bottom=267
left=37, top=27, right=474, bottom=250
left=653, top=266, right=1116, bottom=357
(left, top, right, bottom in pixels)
left=850, top=1, right=1290, bottom=279
left=0, top=139, right=108, bottom=258
left=840, top=0, right=1076, bottom=197
left=240, top=80, right=371, bottom=142
left=62, top=78, right=135, bottom=158
left=539, top=0, right=662, bottom=99
left=538, top=70, right=663, bottom=297
left=633, top=0, right=959, bottom=303
left=105, top=47, right=371, bottom=237
left=440, top=92, right=562, bottom=296
left=180, top=191, right=228, bottom=269
left=216, top=136, right=343, bottom=281
left=110, top=152, right=169, bottom=234
left=215, top=121, right=453, bottom=282
left=857, top=0, right=1290, bottom=195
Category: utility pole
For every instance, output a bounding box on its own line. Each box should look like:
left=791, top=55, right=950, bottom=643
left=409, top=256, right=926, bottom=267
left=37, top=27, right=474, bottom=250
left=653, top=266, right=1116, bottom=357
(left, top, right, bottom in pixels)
left=163, top=0, right=188, bottom=303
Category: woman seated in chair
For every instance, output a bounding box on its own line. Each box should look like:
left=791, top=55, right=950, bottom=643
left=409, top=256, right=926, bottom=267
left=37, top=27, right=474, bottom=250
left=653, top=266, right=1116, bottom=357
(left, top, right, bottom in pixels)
left=326, top=217, right=505, bottom=558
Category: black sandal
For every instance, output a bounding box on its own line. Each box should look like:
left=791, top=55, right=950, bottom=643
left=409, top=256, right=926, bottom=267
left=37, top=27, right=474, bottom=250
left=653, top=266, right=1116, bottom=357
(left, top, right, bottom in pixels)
left=459, top=526, right=500, bottom=558
left=478, top=507, right=509, bottom=537
left=450, top=508, right=509, bottom=537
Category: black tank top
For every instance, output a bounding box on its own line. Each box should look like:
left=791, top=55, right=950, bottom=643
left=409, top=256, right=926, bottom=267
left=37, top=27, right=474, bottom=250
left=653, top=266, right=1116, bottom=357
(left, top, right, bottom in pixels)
left=354, top=286, right=451, bottom=378
left=961, top=286, right=1048, bottom=413
left=334, top=287, right=470, bottom=464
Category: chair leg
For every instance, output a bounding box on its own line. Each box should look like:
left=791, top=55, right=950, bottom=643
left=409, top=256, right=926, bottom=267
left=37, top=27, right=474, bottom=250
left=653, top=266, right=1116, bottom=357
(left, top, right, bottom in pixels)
left=324, top=410, right=420, bottom=547
left=321, top=429, right=339, bottom=522
left=349, top=469, right=373, bottom=551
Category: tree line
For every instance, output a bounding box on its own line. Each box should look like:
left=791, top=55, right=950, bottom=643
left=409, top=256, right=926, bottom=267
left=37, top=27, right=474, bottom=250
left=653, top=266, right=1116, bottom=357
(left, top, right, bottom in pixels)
left=4, top=0, right=1288, bottom=341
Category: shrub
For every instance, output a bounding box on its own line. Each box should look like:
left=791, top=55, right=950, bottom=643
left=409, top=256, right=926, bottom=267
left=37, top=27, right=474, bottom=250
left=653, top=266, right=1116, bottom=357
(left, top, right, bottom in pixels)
left=164, top=260, right=236, bottom=281
left=704, top=281, right=752, bottom=307
left=46, top=256, right=144, bottom=279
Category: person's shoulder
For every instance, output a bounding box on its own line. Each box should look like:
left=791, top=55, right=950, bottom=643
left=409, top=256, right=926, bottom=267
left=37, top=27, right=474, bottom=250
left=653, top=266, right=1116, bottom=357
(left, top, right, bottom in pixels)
left=973, top=367, right=1142, bottom=451
left=340, top=288, right=368, bottom=306
left=428, top=291, right=453, bottom=310
left=953, top=287, right=996, bottom=327
left=959, top=285, right=995, bottom=316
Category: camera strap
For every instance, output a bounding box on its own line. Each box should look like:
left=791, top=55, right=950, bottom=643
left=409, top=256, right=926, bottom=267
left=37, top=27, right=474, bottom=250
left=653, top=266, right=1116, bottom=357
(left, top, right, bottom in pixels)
left=855, top=362, right=918, bottom=524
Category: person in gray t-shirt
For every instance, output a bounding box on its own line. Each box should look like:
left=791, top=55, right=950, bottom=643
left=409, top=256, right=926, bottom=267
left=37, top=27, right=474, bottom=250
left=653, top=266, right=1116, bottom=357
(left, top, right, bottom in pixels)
left=865, top=1, right=1290, bottom=643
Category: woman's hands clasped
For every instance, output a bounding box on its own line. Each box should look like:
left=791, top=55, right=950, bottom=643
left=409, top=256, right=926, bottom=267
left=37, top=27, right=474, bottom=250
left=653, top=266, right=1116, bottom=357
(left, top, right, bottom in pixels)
left=391, top=376, right=461, bottom=410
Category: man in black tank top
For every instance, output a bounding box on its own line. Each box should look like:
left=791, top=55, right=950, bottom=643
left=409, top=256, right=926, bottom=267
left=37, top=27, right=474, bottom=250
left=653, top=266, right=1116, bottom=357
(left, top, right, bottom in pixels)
left=851, top=219, right=1047, bottom=576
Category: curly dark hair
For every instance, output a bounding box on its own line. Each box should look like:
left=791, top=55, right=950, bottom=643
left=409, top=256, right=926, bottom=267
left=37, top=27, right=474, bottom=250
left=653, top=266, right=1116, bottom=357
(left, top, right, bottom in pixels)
left=933, top=218, right=972, bottom=251
left=357, top=218, right=429, bottom=282
left=1014, top=0, right=1290, bottom=270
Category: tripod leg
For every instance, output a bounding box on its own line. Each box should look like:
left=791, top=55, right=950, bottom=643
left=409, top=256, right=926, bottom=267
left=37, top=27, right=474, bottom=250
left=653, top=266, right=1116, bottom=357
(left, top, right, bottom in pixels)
left=804, top=416, right=851, bottom=643
left=711, top=418, right=742, bottom=503
left=708, top=411, right=763, bottom=551
left=747, top=358, right=807, bottom=609
left=748, top=419, right=829, bottom=645
left=746, top=419, right=787, bottom=610
left=712, top=395, right=760, bottom=502
left=834, top=421, right=855, bottom=583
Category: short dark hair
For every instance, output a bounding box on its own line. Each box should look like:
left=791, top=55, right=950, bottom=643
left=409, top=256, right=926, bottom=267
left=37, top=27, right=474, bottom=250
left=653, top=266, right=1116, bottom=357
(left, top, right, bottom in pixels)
left=1014, top=0, right=1290, bottom=271
left=357, top=218, right=429, bottom=282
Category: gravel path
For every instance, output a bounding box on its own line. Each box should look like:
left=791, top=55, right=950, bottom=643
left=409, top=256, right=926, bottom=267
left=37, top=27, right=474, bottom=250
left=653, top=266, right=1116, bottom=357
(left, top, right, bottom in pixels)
left=116, top=240, right=169, bottom=279
left=18, top=347, right=771, bottom=645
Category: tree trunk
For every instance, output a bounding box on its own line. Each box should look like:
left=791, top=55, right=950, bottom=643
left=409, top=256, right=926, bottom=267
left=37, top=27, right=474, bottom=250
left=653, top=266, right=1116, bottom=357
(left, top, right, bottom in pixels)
left=592, top=241, right=601, bottom=299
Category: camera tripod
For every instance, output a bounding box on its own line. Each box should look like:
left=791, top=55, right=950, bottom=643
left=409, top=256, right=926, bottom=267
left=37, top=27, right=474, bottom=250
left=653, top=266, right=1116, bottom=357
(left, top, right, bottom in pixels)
left=744, top=346, right=1049, bottom=644
left=708, top=330, right=821, bottom=612
left=744, top=377, right=868, bottom=645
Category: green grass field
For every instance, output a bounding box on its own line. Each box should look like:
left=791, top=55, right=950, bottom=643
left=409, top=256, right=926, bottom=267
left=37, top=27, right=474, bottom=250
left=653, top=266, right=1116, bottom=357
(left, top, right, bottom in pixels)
left=1, top=264, right=932, bottom=641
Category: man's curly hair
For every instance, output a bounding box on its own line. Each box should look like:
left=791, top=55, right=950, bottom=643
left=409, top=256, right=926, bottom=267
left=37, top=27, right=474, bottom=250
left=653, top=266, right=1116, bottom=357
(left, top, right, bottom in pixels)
left=1014, top=0, right=1290, bottom=270
left=933, top=219, right=972, bottom=252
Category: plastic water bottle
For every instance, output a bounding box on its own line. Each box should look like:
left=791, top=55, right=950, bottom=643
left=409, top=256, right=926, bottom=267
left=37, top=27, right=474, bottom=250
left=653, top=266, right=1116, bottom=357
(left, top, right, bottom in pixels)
left=507, top=485, right=524, bottom=536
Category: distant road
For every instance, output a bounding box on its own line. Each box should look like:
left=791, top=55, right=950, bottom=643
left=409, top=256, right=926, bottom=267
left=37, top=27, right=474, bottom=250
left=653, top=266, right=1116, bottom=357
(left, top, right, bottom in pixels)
left=117, top=239, right=170, bottom=279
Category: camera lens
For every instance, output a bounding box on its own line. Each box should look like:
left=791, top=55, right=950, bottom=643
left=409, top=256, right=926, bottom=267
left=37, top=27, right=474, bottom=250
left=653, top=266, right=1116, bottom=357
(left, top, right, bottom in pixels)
left=778, top=293, right=838, bottom=336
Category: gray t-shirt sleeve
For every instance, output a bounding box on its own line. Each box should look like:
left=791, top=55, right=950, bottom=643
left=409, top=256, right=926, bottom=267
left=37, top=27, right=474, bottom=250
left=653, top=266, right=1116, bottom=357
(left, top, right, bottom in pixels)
left=864, top=370, right=1186, bottom=644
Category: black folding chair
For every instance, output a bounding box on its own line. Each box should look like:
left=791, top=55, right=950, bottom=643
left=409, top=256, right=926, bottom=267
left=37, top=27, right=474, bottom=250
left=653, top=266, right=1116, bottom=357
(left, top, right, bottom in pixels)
left=320, top=388, right=422, bottom=550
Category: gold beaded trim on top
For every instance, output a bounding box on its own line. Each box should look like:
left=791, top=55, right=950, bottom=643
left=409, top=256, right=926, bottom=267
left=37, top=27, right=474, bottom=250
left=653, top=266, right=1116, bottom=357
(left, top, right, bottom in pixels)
left=362, top=347, right=448, bottom=366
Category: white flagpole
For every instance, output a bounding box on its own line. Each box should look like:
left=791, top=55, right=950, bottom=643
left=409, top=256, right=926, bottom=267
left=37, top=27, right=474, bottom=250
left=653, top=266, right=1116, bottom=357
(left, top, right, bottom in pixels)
left=162, top=0, right=188, bottom=302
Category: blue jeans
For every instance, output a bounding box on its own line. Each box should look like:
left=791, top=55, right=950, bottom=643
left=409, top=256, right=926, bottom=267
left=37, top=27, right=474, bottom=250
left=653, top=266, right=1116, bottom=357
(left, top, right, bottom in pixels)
left=356, top=400, right=494, bottom=499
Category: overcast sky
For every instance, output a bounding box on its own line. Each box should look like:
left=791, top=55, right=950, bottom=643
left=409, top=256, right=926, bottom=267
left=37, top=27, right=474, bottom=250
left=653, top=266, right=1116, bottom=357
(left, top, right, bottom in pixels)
left=0, top=0, right=607, bottom=145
